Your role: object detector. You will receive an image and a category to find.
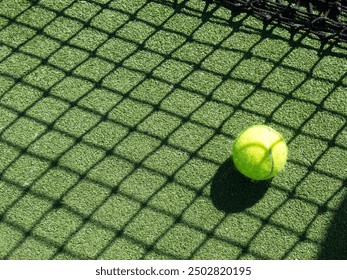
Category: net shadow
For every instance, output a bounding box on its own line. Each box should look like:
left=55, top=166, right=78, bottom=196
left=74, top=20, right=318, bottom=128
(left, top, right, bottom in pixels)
left=0, top=0, right=346, bottom=260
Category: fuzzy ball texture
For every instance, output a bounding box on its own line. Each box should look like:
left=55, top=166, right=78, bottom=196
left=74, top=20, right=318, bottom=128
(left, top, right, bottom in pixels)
left=232, top=125, right=288, bottom=180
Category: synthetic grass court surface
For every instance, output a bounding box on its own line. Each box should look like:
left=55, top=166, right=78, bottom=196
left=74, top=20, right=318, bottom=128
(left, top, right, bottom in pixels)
left=0, top=0, right=346, bottom=260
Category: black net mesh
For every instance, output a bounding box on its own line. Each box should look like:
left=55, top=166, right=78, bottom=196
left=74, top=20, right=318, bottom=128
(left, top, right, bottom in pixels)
left=216, top=0, right=347, bottom=42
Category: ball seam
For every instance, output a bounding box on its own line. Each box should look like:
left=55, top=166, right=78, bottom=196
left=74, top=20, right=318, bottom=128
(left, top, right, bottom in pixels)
left=266, top=128, right=275, bottom=179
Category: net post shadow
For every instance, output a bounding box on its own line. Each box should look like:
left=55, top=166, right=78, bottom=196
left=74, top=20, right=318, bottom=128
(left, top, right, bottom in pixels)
left=319, top=180, right=347, bottom=260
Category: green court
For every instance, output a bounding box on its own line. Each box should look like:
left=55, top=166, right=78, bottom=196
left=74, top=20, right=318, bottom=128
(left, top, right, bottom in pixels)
left=0, top=0, right=346, bottom=260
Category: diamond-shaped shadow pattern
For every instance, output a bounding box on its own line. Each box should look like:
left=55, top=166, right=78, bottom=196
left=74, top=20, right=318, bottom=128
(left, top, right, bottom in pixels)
left=0, top=0, right=346, bottom=260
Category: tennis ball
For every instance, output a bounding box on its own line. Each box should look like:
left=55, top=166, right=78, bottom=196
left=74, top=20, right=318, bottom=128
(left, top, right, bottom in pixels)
left=232, top=125, right=288, bottom=180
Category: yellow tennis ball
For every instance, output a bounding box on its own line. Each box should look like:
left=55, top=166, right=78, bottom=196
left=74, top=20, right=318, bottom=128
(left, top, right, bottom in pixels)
left=232, top=125, right=288, bottom=180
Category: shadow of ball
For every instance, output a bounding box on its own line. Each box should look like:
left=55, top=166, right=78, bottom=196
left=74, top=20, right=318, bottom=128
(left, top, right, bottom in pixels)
left=211, top=158, right=271, bottom=213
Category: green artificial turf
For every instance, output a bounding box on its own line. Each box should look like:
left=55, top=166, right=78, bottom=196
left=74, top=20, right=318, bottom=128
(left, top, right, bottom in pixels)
left=0, top=0, right=346, bottom=260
